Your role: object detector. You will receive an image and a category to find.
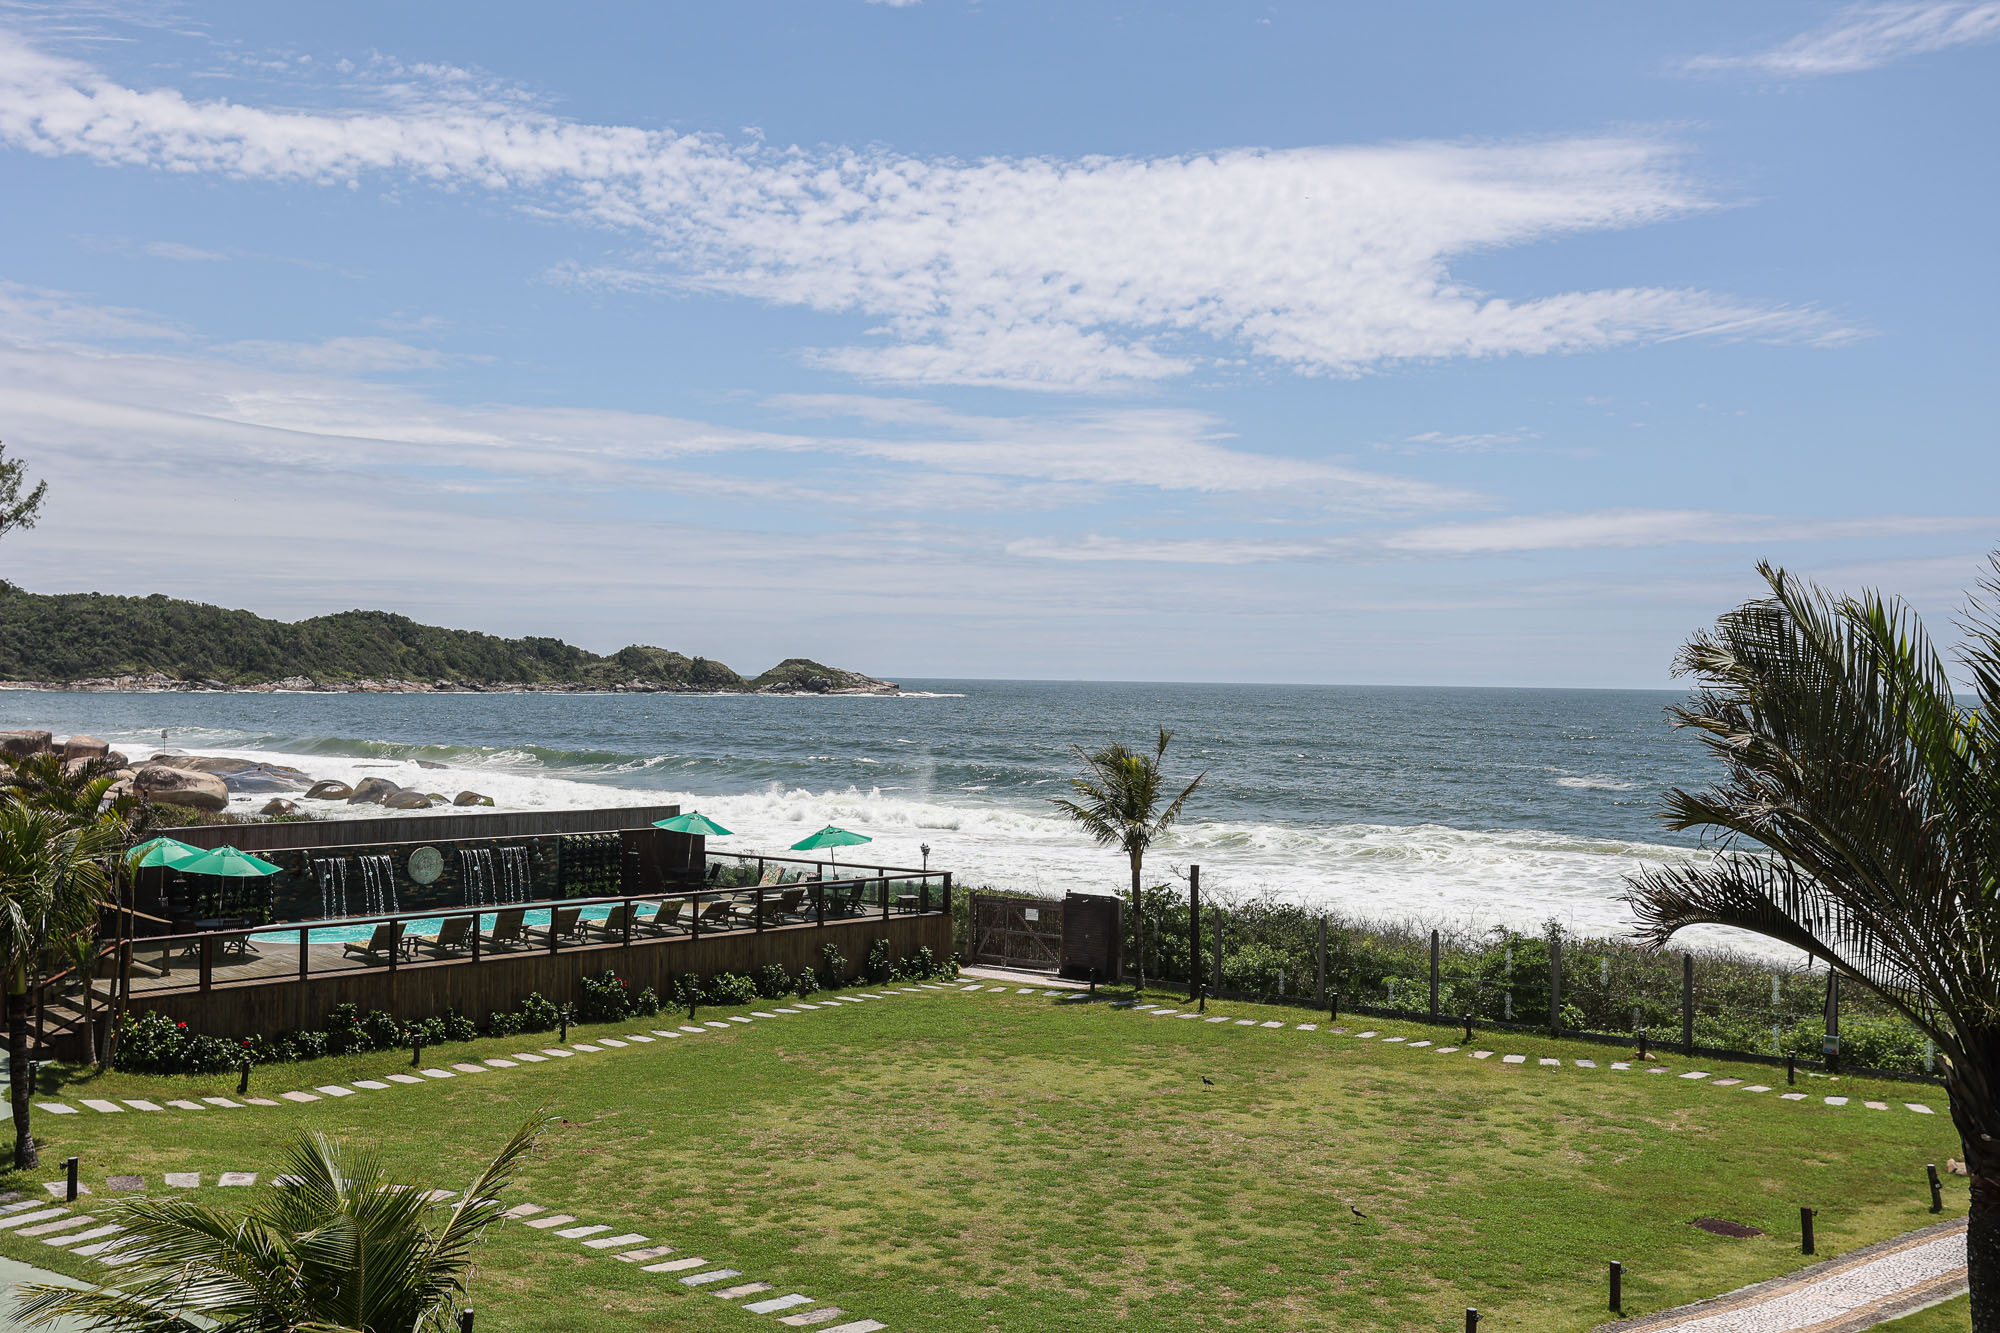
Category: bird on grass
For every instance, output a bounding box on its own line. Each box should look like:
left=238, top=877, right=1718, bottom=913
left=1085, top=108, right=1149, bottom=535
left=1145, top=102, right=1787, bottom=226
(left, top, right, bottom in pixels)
left=1349, top=1205, right=1368, bottom=1220
left=1201, top=1076, right=1216, bottom=1086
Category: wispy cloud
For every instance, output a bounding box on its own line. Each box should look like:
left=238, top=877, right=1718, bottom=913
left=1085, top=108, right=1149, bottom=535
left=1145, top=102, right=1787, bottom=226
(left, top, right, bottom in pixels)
left=1687, top=2, right=2000, bottom=76
left=0, top=31, right=1851, bottom=391
left=141, top=239, right=227, bottom=262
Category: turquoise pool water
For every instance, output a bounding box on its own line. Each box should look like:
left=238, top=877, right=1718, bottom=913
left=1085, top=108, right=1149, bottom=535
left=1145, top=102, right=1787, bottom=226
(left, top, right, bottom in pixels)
left=253, top=904, right=619, bottom=946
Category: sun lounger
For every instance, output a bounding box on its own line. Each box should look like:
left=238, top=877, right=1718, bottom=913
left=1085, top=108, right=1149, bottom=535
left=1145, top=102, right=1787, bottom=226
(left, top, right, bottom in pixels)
left=341, top=923, right=400, bottom=965
left=484, top=907, right=528, bottom=950
left=408, top=915, right=475, bottom=959
left=586, top=904, right=632, bottom=941
left=528, top=906, right=583, bottom=946
left=640, top=900, right=689, bottom=934
left=760, top=887, right=807, bottom=924
left=696, top=899, right=736, bottom=931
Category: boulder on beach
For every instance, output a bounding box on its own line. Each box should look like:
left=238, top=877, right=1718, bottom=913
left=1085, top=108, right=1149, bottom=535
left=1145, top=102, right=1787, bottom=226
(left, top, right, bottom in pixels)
left=260, top=798, right=300, bottom=816
left=223, top=766, right=312, bottom=794
left=383, top=789, right=433, bottom=809
left=0, top=730, right=53, bottom=759
left=415, top=759, right=449, bottom=770
left=132, top=764, right=229, bottom=812
left=305, top=780, right=355, bottom=800
left=453, top=790, right=495, bottom=807
left=347, top=777, right=402, bottom=805
left=62, top=735, right=110, bottom=761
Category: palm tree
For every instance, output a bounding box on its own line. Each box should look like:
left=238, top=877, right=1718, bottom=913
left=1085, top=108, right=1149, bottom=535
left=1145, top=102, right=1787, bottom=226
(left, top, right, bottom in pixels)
left=1624, top=558, right=2000, bottom=1331
left=0, top=802, right=118, bottom=1168
left=1052, top=728, right=1205, bottom=987
left=15, top=1114, right=548, bottom=1331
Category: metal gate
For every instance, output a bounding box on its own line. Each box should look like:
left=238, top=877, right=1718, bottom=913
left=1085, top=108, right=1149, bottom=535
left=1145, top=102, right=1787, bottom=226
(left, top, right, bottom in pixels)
left=968, top=892, right=1063, bottom=970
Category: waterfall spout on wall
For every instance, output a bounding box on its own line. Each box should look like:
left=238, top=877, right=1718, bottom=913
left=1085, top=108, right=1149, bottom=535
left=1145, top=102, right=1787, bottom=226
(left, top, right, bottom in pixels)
left=461, top=847, right=495, bottom=907
left=499, top=846, right=529, bottom=904
left=313, top=857, right=351, bottom=919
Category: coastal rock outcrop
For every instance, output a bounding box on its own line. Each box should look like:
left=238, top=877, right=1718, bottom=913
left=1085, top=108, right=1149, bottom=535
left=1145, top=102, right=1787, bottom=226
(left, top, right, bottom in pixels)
left=347, top=777, right=402, bottom=805
left=305, top=780, right=354, bottom=800
left=0, top=729, right=52, bottom=758
left=415, top=759, right=449, bottom=770
left=260, top=798, right=300, bottom=816
left=62, top=735, right=110, bottom=761
left=383, top=789, right=433, bottom=809
left=132, top=764, right=230, bottom=812
left=453, top=790, right=494, bottom=806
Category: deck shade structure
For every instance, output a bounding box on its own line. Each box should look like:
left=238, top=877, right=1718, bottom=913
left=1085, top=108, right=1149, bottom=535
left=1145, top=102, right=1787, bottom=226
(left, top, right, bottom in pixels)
left=790, top=825, right=871, bottom=875
left=177, top=845, right=282, bottom=878
left=654, top=812, right=735, bottom=838
left=125, top=836, right=204, bottom=870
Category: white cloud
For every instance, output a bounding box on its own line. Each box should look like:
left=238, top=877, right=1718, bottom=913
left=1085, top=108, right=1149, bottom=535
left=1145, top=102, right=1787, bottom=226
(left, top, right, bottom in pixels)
left=1382, top=510, right=1996, bottom=555
left=1687, top=2, right=2000, bottom=76
left=141, top=239, right=228, bottom=262
left=0, top=32, right=1850, bottom=391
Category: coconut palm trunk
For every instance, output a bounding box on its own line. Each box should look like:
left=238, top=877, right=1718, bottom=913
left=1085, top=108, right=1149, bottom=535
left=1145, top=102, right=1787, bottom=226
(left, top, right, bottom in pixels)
left=7, top=967, right=35, bottom=1169
left=1625, top=556, right=2000, bottom=1332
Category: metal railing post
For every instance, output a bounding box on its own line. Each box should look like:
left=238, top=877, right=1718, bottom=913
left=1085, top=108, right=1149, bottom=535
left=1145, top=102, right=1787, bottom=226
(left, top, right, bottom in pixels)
left=298, top=926, right=309, bottom=983
left=881, top=877, right=890, bottom=921
left=754, top=886, right=765, bottom=933
left=815, top=883, right=825, bottom=928
left=942, top=871, right=952, bottom=919
left=199, top=935, right=214, bottom=992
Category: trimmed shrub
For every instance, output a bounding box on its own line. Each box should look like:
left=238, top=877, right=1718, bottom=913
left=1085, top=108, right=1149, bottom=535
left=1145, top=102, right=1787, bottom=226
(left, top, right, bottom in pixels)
left=754, top=963, right=791, bottom=999
left=703, top=971, right=758, bottom=1006
left=794, top=969, right=820, bottom=998
left=819, top=943, right=848, bottom=987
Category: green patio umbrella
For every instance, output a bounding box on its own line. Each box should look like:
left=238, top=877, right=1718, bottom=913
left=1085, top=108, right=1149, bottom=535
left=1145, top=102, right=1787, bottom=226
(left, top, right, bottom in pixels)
left=124, top=836, right=204, bottom=870
left=790, top=825, right=871, bottom=876
left=177, top=845, right=282, bottom=878
left=654, top=812, right=734, bottom=838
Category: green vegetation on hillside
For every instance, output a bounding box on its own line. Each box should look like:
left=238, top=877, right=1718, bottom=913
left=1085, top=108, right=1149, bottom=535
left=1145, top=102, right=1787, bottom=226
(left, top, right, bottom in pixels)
left=0, top=587, right=886, bottom=691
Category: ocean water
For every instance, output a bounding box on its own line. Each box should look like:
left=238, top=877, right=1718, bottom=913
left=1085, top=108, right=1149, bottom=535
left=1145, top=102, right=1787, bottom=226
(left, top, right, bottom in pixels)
left=4, top=682, right=1738, bottom=949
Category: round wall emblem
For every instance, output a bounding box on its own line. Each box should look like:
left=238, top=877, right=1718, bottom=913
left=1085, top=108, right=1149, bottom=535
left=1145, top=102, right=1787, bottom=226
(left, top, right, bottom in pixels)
left=407, top=845, right=444, bottom=885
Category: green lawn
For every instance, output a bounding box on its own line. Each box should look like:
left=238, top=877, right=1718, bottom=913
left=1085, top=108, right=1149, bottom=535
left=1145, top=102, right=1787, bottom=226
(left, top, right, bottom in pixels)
left=0, top=987, right=1968, bottom=1332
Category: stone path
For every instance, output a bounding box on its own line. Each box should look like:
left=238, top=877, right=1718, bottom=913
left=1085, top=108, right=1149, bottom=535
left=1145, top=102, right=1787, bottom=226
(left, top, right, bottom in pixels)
left=25, top=983, right=956, bottom=1121
left=1603, top=1219, right=1967, bottom=1333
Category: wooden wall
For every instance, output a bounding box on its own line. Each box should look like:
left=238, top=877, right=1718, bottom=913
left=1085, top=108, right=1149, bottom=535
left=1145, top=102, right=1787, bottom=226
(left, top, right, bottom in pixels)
left=125, top=913, right=952, bottom=1038
left=170, top=804, right=684, bottom=852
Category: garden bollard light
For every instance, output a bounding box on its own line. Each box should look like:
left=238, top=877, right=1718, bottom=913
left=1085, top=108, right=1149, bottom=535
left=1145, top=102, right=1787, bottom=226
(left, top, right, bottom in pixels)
left=64, top=1156, right=78, bottom=1202
left=1929, top=1164, right=1944, bottom=1212
left=1462, top=1016, right=1473, bottom=1043
left=1464, top=1308, right=1480, bottom=1331
left=1609, top=1260, right=1622, bottom=1312
left=560, top=1009, right=568, bottom=1041
left=1330, top=990, right=1340, bottom=1022
left=1801, top=1206, right=1816, bottom=1255
left=238, top=1056, right=251, bottom=1095
left=458, top=1309, right=474, bottom=1333
left=412, top=1033, right=424, bottom=1067
left=1787, top=1053, right=1797, bottom=1085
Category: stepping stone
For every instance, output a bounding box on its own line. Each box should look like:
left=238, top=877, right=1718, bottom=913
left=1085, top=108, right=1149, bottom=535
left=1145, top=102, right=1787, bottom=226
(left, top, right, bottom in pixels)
left=703, top=1023, right=731, bottom=1030
left=773, top=1009, right=801, bottom=1015
left=1575, top=1060, right=1597, bottom=1068
left=1260, top=1021, right=1283, bottom=1029
left=484, top=1059, right=518, bottom=1068
left=1178, top=1012, right=1202, bottom=1019
left=418, top=1068, right=455, bottom=1079
left=796, top=1003, right=823, bottom=1009
left=1409, top=1040, right=1431, bottom=1047
left=315, top=1086, right=355, bottom=1097
left=680, top=1026, right=706, bottom=1034
left=166, top=1099, right=206, bottom=1110
left=1647, top=1067, right=1671, bottom=1074
left=76, top=1234, right=136, bottom=1258
left=48, top=1223, right=122, bottom=1247
left=1501, top=1054, right=1526, bottom=1064
left=422, top=1190, right=456, bottom=1203
left=513, top=1053, right=548, bottom=1062
left=1434, top=1046, right=1459, bottom=1054
left=1133, top=1004, right=1159, bottom=1011
left=627, top=1035, right=655, bottom=1043
left=541, top=1048, right=574, bottom=1058
left=779, top=1309, right=848, bottom=1327
left=1610, top=1062, right=1632, bottom=1071
left=1713, top=1078, right=1743, bottom=1087
left=713, top=1282, right=776, bottom=1299
left=1743, top=1085, right=1773, bottom=1093
left=986, top=987, right=1007, bottom=993
left=280, top=1091, right=320, bottom=1103
left=751, top=1012, right=779, bottom=1019
left=681, top=1269, right=742, bottom=1286
left=597, top=1039, right=627, bottom=1048
left=748, top=1295, right=819, bottom=1314
left=244, top=1098, right=280, bottom=1106
left=584, top=1232, right=649, bottom=1249
left=450, top=1063, right=487, bottom=1073
left=164, top=1173, right=201, bottom=1189
left=643, top=1256, right=710, bottom=1272
left=35, top=1103, right=76, bottom=1115
left=557, top=1223, right=611, bottom=1239
left=820, top=1321, right=887, bottom=1333
left=1865, top=1100, right=1889, bottom=1110
left=1298, top=1023, right=1319, bottom=1031
left=727, top=1017, right=753, bottom=1024
left=2, top=1199, right=47, bottom=1213
left=503, top=1203, right=546, bottom=1218
left=1908, top=1103, right=1936, bottom=1114
left=1781, top=1092, right=1808, bottom=1101
left=207, top=1097, right=250, bottom=1108
left=121, top=1100, right=163, bottom=1112
left=1357, top=1031, right=1379, bottom=1039
left=20, top=1214, right=95, bottom=1237
left=1152, top=1010, right=1180, bottom=1018
left=523, top=1213, right=577, bottom=1229
left=1205, top=1017, right=1230, bottom=1024
left=616, top=1245, right=677, bottom=1262
left=80, top=1099, right=123, bottom=1113
left=354, top=1080, right=391, bottom=1090
left=382, top=1074, right=422, bottom=1085
left=1472, top=1051, right=1494, bottom=1060
left=1679, top=1071, right=1711, bottom=1080
left=1233, top=1020, right=1256, bottom=1027
left=219, top=1173, right=257, bottom=1187
left=1538, top=1058, right=1560, bottom=1067
left=43, top=1182, right=88, bottom=1197
left=0, top=1209, right=70, bottom=1230
left=1015, top=988, right=1036, bottom=994
left=106, top=1176, right=145, bottom=1191
left=657, top=1031, right=681, bottom=1038
left=1382, top=1035, right=1406, bottom=1043
left=570, top=1043, right=604, bottom=1052
left=1825, top=1096, right=1849, bottom=1106
left=961, top=984, right=983, bottom=991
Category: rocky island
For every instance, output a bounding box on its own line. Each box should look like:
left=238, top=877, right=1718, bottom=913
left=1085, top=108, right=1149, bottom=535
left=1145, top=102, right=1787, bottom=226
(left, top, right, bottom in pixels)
left=0, top=588, right=898, bottom=695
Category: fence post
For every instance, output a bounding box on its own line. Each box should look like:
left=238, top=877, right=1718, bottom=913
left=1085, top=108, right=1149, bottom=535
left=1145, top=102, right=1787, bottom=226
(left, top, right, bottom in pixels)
left=1187, top=865, right=1202, bottom=1003
left=1547, top=934, right=1562, bottom=1035
left=942, top=871, right=952, bottom=921
left=200, top=934, right=214, bottom=992
left=1682, top=953, right=1695, bottom=1055
left=1211, top=905, right=1224, bottom=995
left=1429, top=930, right=1440, bottom=1022
left=1824, top=972, right=1841, bottom=1071
left=1316, top=918, right=1327, bottom=1004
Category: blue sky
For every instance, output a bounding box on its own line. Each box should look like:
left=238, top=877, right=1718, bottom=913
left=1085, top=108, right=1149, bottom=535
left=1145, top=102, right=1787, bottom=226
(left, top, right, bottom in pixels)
left=0, top=1, right=1994, bottom=686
